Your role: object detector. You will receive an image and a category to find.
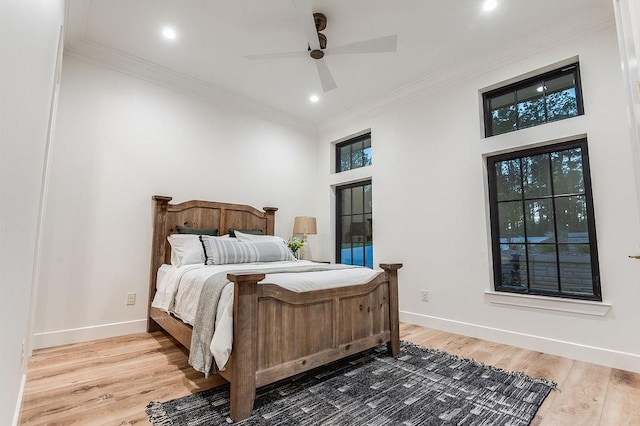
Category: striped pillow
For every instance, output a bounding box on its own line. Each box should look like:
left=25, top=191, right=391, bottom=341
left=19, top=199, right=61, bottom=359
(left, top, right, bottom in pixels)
left=199, top=235, right=295, bottom=265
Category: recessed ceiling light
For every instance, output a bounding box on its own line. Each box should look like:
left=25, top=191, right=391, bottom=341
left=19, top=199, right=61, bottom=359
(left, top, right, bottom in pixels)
left=162, top=27, right=176, bottom=40
left=310, top=94, right=319, bottom=103
left=483, top=0, right=498, bottom=11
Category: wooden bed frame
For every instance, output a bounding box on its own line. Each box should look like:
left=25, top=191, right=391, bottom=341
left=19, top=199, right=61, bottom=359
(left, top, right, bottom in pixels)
left=147, top=195, right=402, bottom=421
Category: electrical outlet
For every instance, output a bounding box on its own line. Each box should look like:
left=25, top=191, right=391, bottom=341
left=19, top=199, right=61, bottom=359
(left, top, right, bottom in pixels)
left=126, top=292, right=136, bottom=305
left=421, top=290, right=429, bottom=302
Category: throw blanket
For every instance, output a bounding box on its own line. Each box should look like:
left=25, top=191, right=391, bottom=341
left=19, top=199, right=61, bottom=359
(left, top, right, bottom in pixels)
left=189, top=263, right=362, bottom=377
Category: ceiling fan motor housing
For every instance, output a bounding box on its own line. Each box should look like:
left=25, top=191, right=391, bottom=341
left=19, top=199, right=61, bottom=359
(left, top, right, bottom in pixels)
left=310, top=12, right=327, bottom=59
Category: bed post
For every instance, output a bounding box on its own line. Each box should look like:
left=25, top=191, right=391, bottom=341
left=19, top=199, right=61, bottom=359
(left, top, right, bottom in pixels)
left=148, top=195, right=172, bottom=333
left=263, top=207, right=278, bottom=236
left=227, top=272, right=265, bottom=422
left=380, top=263, right=402, bottom=356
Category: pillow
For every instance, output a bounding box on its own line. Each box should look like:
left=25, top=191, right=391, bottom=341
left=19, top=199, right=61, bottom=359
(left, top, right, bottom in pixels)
left=234, top=230, right=285, bottom=243
left=200, top=235, right=295, bottom=265
left=167, top=234, right=205, bottom=266
left=176, top=225, right=218, bottom=236
left=228, top=228, right=263, bottom=238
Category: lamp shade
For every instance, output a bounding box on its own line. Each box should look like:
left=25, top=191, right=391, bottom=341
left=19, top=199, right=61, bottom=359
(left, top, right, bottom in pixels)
left=293, top=216, right=317, bottom=235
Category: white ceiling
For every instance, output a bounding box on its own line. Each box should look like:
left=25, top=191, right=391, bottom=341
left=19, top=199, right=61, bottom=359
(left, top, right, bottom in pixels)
left=64, top=0, right=614, bottom=128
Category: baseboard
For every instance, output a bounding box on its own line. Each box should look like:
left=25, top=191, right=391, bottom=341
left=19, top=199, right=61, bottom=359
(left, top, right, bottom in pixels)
left=12, top=373, right=26, bottom=426
left=32, top=319, right=147, bottom=349
left=400, top=310, right=640, bottom=373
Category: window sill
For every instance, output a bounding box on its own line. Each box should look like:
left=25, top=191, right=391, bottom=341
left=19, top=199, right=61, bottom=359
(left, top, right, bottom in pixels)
left=484, top=291, right=611, bottom=316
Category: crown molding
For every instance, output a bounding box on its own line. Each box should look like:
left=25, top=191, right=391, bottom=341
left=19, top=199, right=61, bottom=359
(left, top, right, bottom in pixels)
left=63, top=2, right=316, bottom=135
left=64, top=0, right=613, bottom=138
left=320, top=9, right=615, bottom=135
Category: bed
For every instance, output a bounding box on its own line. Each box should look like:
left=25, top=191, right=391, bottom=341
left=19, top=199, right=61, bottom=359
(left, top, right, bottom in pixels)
left=147, top=195, right=402, bottom=421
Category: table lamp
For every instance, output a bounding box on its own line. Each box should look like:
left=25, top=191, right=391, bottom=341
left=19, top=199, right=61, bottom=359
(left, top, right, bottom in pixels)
left=293, top=216, right=317, bottom=260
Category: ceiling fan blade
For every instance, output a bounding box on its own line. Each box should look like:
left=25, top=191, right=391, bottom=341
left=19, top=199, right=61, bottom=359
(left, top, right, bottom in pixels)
left=291, top=0, right=320, bottom=50
left=324, top=34, right=398, bottom=55
left=315, top=58, right=337, bottom=92
left=244, top=51, right=308, bottom=60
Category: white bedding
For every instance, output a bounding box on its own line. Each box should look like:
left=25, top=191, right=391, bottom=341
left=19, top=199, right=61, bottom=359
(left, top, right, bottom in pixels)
left=151, top=261, right=380, bottom=371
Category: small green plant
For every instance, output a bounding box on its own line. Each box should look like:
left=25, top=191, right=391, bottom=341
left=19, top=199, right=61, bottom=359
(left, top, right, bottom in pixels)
left=287, top=237, right=305, bottom=256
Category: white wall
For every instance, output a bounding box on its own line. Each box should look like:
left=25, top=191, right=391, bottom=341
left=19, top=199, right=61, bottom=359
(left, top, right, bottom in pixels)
left=318, top=23, right=640, bottom=372
left=32, top=56, right=320, bottom=347
left=0, top=1, right=65, bottom=424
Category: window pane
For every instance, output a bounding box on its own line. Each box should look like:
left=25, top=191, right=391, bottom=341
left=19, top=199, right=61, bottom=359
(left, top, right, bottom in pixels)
left=341, top=216, right=352, bottom=243
left=339, top=145, right=351, bottom=172
left=352, top=185, right=364, bottom=214
left=351, top=243, right=365, bottom=267
left=340, top=187, right=351, bottom=215
left=350, top=218, right=365, bottom=243
left=490, top=92, right=516, bottom=136
left=341, top=246, right=352, bottom=264
left=522, top=154, right=551, bottom=198
left=545, top=73, right=578, bottom=121
left=498, top=201, right=524, bottom=241
left=351, top=140, right=364, bottom=168
left=525, top=199, right=555, bottom=242
left=556, top=196, right=588, bottom=243
left=552, top=148, right=584, bottom=195
left=559, top=244, right=593, bottom=295
left=528, top=244, right=558, bottom=293
left=517, top=83, right=545, bottom=128
left=364, top=184, right=372, bottom=213
left=364, top=213, right=373, bottom=243
left=363, top=146, right=372, bottom=166
left=495, top=159, right=522, bottom=201
left=499, top=244, right=527, bottom=287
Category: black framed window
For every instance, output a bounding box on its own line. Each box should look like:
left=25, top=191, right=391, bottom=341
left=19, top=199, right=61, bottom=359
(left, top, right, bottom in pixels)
left=336, top=180, right=373, bottom=268
left=487, top=138, right=601, bottom=300
left=336, top=133, right=372, bottom=172
left=484, top=63, right=584, bottom=137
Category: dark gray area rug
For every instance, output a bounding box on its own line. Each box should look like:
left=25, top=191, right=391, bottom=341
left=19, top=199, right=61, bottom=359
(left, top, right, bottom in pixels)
left=146, top=342, right=556, bottom=425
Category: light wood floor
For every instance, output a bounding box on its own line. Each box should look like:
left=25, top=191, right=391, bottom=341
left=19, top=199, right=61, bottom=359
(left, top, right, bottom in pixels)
left=20, top=323, right=640, bottom=425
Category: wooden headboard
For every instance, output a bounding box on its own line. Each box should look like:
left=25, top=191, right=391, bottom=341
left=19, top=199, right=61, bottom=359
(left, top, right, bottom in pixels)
left=148, top=195, right=278, bottom=310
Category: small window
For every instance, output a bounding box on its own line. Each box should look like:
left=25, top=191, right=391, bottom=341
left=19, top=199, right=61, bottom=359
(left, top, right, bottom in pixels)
left=483, top=64, right=584, bottom=137
left=336, top=180, right=373, bottom=268
left=487, top=138, right=601, bottom=301
left=336, top=133, right=371, bottom=173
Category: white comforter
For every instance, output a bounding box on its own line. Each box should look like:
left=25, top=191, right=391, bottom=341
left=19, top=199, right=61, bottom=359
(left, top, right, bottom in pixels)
left=151, top=261, right=379, bottom=371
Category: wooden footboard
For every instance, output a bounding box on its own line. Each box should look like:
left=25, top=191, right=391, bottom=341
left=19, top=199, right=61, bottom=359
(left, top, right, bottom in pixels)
left=225, top=263, right=401, bottom=421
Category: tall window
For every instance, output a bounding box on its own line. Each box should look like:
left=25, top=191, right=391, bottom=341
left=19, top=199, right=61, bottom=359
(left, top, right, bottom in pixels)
left=487, top=139, right=601, bottom=301
left=336, top=133, right=372, bottom=172
left=336, top=181, right=373, bottom=268
left=483, top=63, right=584, bottom=137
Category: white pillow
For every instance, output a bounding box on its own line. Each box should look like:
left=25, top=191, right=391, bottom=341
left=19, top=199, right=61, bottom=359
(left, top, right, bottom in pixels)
left=234, top=230, right=286, bottom=244
left=167, top=234, right=205, bottom=266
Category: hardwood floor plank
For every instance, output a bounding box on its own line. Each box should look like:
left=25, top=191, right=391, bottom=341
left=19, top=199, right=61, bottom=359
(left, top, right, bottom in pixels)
left=600, top=369, right=640, bottom=426
left=539, top=361, right=611, bottom=426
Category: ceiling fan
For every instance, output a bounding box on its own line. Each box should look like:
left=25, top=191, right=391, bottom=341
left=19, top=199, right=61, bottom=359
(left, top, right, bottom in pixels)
left=244, top=0, right=398, bottom=93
